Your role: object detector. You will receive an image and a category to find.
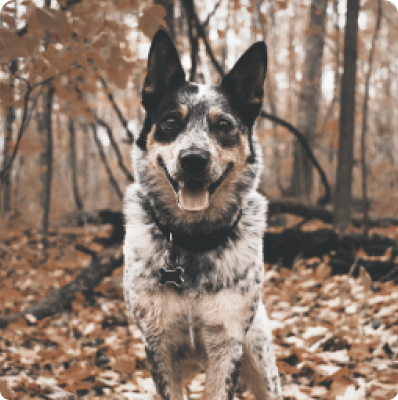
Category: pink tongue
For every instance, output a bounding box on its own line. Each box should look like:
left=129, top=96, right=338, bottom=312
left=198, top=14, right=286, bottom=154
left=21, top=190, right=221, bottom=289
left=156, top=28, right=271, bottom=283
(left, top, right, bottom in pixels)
left=178, top=183, right=209, bottom=211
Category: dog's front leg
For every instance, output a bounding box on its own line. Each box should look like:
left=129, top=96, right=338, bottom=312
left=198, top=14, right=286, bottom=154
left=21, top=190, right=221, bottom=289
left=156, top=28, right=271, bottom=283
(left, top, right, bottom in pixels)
left=144, top=338, right=183, bottom=400
left=204, top=336, right=243, bottom=400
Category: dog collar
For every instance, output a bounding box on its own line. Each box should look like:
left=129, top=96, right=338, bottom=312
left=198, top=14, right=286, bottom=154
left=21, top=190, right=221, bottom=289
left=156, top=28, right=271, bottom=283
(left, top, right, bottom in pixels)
left=159, top=233, right=185, bottom=287
left=148, top=205, right=243, bottom=253
left=147, top=205, right=243, bottom=287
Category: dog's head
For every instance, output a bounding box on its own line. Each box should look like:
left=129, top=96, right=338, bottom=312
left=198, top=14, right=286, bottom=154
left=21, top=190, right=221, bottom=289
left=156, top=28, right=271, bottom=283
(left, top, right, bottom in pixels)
left=134, top=30, right=267, bottom=225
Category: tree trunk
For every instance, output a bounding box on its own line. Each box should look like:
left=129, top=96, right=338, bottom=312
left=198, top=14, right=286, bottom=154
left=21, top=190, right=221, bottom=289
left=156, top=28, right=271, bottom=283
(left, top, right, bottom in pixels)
left=360, top=0, right=382, bottom=235
left=257, top=0, right=286, bottom=194
left=3, top=106, right=14, bottom=215
left=41, top=82, right=55, bottom=238
left=2, top=60, right=18, bottom=215
left=69, top=118, right=84, bottom=211
left=333, top=0, right=360, bottom=233
left=290, top=0, right=328, bottom=201
left=82, top=122, right=89, bottom=199
left=183, top=0, right=199, bottom=82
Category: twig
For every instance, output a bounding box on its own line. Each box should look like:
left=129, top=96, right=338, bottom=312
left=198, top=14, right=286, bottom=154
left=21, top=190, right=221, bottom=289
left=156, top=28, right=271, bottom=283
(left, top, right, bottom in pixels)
left=202, top=0, right=223, bottom=28
left=261, top=111, right=331, bottom=205
left=100, top=77, right=134, bottom=143
left=0, top=67, right=80, bottom=179
left=380, top=264, right=398, bottom=283
left=348, top=256, right=360, bottom=276
left=184, top=0, right=225, bottom=79
left=182, top=0, right=200, bottom=82
left=73, top=84, right=134, bottom=182
left=95, top=116, right=134, bottom=182
left=0, top=87, right=33, bottom=179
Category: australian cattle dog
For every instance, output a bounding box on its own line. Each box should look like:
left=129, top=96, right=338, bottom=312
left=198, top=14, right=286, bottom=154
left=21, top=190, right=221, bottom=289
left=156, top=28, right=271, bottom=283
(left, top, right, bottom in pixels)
left=124, top=29, right=282, bottom=400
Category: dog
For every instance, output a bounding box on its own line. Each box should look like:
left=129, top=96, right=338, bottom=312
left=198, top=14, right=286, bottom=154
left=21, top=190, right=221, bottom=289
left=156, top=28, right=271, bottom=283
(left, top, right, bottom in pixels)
left=123, top=29, right=282, bottom=400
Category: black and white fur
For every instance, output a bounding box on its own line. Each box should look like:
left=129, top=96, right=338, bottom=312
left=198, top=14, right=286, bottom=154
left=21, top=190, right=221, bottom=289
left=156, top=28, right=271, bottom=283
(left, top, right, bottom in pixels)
left=124, top=30, right=282, bottom=400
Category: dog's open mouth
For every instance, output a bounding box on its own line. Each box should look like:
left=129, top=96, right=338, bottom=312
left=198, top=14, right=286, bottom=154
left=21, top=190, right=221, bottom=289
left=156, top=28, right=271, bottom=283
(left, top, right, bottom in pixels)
left=179, top=180, right=210, bottom=211
left=158, top=157, right=234, bottom=212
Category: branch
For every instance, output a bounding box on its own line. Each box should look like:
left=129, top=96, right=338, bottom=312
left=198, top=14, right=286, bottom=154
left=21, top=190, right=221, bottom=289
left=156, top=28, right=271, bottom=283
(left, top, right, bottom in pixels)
left=95, top=116, right=134, bottom=182
left=202, top=0, right=223, bottom=28
left=73, top=84, right=133, bottom=183
left=0, top=86, right=33, bottom=179
left=184, top=0, right=225, bottom=79
left=100, top=77, right=134, bottom=143
left=182, top=0, right=199, bottom=82
left=268, top=198, right=333, bottom=223
left=90, top=123, right=123, bottom=200
left=261, top=111, right=331, bottom=205
left=191, top=11, right=331, bottom=205
left=0, top=246, right=123, bottom=328
left=0, top=67, right=81, bottom=179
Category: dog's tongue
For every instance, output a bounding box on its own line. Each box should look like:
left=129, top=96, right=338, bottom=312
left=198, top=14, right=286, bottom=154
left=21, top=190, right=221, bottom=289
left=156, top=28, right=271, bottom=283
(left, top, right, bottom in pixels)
left=178, top=181, right=209, bottom=211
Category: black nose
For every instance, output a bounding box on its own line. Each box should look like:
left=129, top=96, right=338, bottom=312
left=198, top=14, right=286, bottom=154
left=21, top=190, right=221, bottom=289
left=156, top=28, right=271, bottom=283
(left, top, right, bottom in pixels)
left=179, top=149, right=210, bottom=174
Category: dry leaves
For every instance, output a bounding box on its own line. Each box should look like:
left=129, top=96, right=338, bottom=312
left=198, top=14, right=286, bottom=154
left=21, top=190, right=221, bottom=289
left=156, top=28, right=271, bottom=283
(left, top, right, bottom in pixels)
left=138, top=5, right=168, bottom=40
left=0, top=224, right=398, bottom=399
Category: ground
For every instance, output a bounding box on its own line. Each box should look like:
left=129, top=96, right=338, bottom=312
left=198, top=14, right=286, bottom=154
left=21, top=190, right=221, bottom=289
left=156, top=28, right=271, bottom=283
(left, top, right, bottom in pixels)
left=0, top=222, right=397, bottom=400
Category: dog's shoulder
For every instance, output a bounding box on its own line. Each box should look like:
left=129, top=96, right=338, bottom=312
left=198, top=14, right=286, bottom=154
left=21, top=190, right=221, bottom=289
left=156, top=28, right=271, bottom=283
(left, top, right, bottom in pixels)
left=242, top=190, right=268, bottom=234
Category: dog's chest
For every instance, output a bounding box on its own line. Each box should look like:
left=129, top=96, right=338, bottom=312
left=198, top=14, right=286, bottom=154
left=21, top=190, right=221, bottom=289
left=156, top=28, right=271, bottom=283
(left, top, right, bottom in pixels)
left=125, top=223, right=262, bottom=294
left=124, top=186, right=266, bottom=344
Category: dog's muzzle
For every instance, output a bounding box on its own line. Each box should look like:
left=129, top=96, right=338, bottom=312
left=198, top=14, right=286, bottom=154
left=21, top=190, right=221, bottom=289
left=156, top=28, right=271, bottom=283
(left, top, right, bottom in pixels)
left=157, top=155, right=234, bottom=212
left=179, top=149, right=210, bottom=176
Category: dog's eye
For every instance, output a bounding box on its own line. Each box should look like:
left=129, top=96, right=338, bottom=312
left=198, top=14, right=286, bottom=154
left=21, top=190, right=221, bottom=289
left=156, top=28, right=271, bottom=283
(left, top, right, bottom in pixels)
left=163, top=117, right=180, bottom=130
left=217, top=119, right=232, bottom=131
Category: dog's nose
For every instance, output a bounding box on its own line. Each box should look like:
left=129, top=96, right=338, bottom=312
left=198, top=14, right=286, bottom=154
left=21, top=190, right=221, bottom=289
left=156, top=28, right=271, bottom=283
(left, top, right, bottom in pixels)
left=179, top=149, right=210, bottom=174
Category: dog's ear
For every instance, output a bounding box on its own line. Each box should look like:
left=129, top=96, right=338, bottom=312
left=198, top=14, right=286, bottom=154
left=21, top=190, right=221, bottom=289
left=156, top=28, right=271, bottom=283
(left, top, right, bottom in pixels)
left=142, top=29, right=186, bottom=110
left=221, top=42, right=267, bottom=124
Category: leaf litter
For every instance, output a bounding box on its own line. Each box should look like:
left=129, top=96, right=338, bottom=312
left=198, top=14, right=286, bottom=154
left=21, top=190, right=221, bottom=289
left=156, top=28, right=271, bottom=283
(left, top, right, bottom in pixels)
left=0, top=225, right=397, bottom=400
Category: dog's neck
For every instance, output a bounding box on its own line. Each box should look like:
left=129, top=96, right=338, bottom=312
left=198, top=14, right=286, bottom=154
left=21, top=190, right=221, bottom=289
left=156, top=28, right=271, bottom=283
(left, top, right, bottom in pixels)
left=147, top=203, right=243, bottom=252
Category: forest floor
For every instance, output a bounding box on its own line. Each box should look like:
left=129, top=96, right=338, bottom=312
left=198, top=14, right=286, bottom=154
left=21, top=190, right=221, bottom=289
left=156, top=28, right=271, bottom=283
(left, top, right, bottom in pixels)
left=0, top=221, right=398, bottom=400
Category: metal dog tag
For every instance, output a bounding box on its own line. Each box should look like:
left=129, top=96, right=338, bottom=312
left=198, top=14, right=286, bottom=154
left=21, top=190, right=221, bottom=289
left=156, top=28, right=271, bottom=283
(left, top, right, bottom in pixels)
left=159, top=266, right=184, bottom=287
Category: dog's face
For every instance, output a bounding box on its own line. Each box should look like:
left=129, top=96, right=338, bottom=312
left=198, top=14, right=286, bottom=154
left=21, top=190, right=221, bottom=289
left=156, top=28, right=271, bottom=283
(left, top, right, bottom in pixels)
left=134, top=30, right=267, bottom=223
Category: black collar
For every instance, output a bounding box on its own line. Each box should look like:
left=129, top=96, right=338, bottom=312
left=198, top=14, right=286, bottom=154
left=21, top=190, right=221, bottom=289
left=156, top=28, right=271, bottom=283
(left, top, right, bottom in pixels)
left=148, top=205, right=243, bottom=252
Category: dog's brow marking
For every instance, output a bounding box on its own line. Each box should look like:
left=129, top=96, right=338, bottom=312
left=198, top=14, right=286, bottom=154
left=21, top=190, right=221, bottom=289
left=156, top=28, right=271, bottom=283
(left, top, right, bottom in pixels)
left=146, top=125, right=157, bottom=150
left=208, top=106, right=222, bottom=123
left=178, top=104, right=188, bottom=119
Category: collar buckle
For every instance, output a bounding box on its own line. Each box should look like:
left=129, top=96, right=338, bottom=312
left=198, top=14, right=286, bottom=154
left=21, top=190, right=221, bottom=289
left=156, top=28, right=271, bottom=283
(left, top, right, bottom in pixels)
left=160, top=233, right=185, bottom=287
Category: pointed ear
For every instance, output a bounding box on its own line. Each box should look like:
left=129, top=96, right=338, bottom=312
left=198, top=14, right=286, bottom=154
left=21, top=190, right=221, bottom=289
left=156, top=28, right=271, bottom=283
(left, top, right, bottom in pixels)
left=220, top=42, right=267, bottom=124
left=142, top=29, right=186, bottom=110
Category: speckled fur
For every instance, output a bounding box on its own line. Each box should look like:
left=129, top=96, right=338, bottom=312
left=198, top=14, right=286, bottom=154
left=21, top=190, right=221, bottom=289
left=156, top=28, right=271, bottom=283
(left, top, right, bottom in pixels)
left=124, top=30, right=282, bottom=400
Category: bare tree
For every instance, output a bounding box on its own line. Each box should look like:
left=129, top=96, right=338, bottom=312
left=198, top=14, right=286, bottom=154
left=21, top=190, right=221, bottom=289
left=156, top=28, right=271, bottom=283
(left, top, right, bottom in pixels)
left=290, top=0, right=329, bottom=201
left=69, top=118, right=84, bottom=211
left=41, top=82, right=55, bottom=238
left=2, top=62, right=17, bottom=215
left=360, top=0, right=382, bottom=234
left=333, top=0, right=360, bottom=233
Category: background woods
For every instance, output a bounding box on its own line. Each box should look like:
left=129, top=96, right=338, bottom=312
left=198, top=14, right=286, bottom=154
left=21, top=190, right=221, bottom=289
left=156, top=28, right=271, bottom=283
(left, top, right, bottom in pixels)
left=1, top=0, right=398, bottom=399
left=0, top=0, right=398, bottom=229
